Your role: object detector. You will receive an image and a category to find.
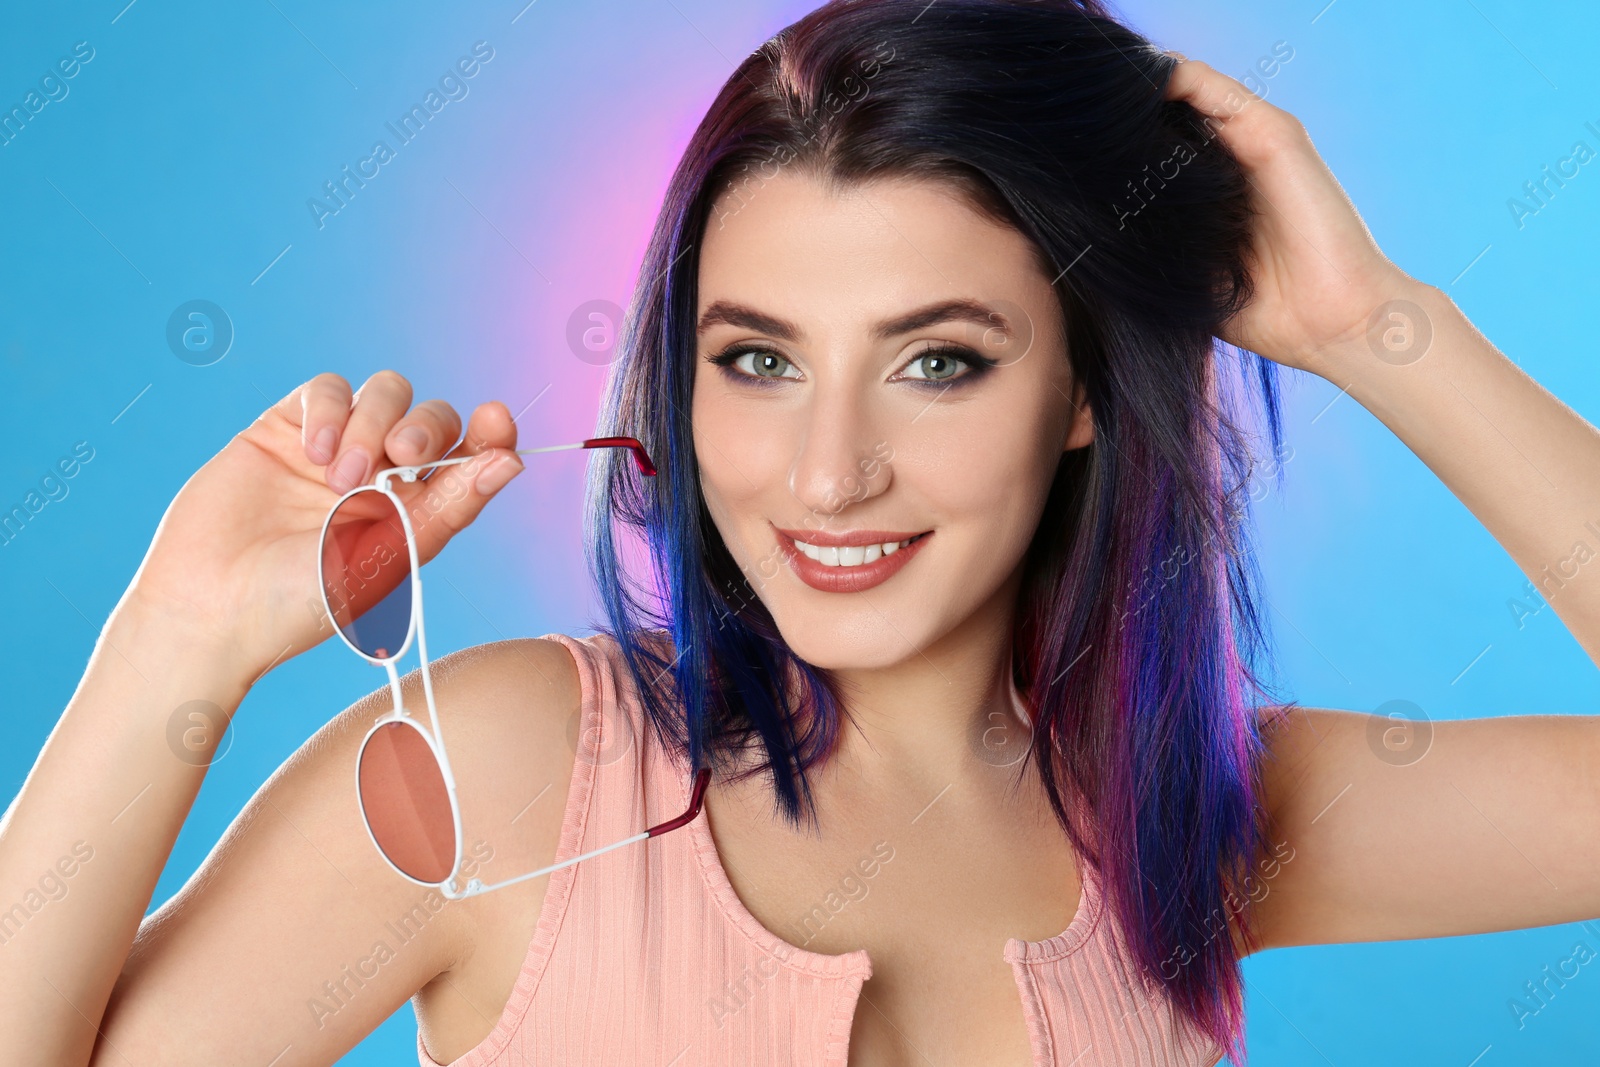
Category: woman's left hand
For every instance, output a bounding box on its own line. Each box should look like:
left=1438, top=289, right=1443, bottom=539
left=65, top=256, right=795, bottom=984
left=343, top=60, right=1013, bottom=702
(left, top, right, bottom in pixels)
left=1163, top=55, right=1424, bottom=377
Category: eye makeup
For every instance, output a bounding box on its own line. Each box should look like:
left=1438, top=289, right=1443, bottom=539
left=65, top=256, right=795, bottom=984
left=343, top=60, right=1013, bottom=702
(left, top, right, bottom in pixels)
left=704, top=343, right=999, bottom=389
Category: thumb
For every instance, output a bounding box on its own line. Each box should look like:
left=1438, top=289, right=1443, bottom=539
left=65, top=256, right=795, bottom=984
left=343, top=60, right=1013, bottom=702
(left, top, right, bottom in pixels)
left=404, top=447, right=523, bottom=564
left=472, top=448, right=523, bottom=495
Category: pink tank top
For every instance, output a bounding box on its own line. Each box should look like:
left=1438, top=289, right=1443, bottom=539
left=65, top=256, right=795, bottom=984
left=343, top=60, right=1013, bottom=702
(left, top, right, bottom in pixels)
left=419, top=631, right=1225, bottom=1066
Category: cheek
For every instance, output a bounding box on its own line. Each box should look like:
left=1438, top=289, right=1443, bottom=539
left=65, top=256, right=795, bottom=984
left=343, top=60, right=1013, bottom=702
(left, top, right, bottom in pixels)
left=898, top=393, right=1061, bottom=566
left=908, top=394, right=1058, bottom=513
left=692, top=384, right=797, bottom=540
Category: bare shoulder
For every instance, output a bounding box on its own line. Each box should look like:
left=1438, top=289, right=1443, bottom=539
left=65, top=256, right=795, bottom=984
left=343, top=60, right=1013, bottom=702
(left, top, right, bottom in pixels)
left=101, top=635, right=587, bottom=1063
left=420, top=634, right=584, bottom=772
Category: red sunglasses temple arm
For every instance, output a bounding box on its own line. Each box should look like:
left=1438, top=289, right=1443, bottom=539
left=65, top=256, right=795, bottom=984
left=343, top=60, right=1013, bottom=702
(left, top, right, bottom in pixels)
left=440, top=766, right=709, bottom=898
left=509, top=437, right=655, bottom=475
left=645, top=767, right=711, bottom=838
left=580, top=436, right=657, bottom=477
left=377, top=436, right=656, bottom=487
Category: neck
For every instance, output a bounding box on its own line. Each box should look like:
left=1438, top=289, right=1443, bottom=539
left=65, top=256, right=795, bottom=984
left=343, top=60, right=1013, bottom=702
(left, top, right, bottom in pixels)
left=820, top=569, right=1031, bottom=794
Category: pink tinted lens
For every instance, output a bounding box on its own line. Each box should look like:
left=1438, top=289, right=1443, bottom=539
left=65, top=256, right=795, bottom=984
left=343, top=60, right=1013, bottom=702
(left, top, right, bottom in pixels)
left=320, top=489, right=413, bottom=659
left=357, top=720, right=456, bottom=884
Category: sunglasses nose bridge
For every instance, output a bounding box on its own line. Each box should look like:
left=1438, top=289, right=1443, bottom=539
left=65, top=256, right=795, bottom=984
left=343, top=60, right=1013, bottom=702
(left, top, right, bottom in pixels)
left=375, top=468, right=411, bottom=491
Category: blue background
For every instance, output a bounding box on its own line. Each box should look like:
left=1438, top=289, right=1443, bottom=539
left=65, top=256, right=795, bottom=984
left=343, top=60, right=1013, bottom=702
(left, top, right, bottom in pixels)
left=3, top=0, right=1598, bottom=1062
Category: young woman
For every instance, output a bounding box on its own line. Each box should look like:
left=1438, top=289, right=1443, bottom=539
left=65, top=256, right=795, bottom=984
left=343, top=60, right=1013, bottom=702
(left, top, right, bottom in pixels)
left=3, top=1, right=1597, bottom=1065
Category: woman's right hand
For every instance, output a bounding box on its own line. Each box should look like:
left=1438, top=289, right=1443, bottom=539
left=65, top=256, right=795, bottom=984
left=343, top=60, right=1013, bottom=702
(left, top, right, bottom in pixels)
left=124, top=370, right=525, bottom=684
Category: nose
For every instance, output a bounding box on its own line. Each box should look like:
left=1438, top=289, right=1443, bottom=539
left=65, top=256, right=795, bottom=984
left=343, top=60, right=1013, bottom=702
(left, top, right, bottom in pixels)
left=786, top=384, right=893, bottom=525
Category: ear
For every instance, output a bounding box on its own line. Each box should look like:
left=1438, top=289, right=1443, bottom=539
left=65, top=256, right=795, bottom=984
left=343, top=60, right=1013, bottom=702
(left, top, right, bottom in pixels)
left=1062, top=377, right=1095, bottom=452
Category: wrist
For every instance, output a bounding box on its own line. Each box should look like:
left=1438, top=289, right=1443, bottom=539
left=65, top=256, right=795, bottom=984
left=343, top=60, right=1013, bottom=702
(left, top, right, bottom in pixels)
left=1307, top=274, right=1447, bottom=386
left=107, top=586, right=262, bottom=703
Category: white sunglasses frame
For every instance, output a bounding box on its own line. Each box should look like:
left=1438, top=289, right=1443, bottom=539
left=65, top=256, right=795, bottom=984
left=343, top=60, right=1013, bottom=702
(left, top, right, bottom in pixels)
left=318, top=440, right=708, bottom=900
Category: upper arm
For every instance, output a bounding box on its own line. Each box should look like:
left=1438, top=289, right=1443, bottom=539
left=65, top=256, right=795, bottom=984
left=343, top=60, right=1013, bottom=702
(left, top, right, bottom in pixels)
left=1237, top=704, right=1600, bottom=955
left=96, top=636, right=583, bottom=1065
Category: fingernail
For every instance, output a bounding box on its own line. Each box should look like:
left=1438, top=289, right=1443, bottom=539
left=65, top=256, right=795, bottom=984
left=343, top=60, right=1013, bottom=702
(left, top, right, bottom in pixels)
left=330, top=447, right=370, bottom=494
left=475, top=453, right=522, bottom=495
left=396, top=426, right=429, bottom=455
left=310, top=425, right=337, bottom=464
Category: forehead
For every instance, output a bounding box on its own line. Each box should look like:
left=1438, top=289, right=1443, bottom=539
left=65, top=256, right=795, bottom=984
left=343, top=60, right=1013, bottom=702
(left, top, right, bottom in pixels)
left=697, top=170, right=1055, bottom=333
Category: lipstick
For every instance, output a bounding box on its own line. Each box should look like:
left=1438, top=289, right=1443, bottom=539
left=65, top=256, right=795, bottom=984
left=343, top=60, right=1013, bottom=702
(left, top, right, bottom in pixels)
left=771, top=525, right=932, bottom=594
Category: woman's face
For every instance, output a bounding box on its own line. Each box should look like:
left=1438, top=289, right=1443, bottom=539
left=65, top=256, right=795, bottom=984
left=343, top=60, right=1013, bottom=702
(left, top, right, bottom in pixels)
left=692, top=171, right=1092, bottom=670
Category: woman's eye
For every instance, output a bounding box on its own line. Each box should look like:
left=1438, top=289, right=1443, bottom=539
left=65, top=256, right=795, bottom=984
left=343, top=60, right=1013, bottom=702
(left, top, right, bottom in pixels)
left=898, top=347, right=982, bottom=383
left=708, top=343, right=995, bottom=386
left=711, top=346, right=801, bottom=381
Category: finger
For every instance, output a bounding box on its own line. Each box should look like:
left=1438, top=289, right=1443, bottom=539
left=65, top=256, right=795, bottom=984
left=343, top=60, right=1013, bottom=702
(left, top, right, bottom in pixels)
left=327, top=370, right=414, bottom=495
left=403, top=401, right=523, bottom=564
left=1163, top=58, right=1300, bottom=167
left=268, top=373, right=353, bottom=467
left=425, top=398, right=518, bottom=499
left=383, top=399, right=464, bottom=466
left=1163, top=55, right=1256, bottom=113
left=300, top=373, right=355, bottom=467
left=436, top=399, right=518, bottom=468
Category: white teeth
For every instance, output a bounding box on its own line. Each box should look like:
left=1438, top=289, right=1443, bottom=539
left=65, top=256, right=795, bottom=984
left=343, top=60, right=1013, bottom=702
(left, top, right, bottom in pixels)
left=792, top=536, right=916, bottom=567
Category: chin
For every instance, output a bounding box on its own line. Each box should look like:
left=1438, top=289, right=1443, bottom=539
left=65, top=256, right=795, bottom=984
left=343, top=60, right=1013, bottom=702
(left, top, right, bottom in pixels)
left=765, top=602, right=940, bottom=672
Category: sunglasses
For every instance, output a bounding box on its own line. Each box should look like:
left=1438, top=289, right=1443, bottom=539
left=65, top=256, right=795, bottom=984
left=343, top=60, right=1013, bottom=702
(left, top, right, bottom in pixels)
left=317, top=435, right=710, bottom=899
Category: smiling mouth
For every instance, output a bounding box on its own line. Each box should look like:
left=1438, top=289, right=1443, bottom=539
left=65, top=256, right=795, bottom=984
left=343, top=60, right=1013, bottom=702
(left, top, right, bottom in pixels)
left=788, top=532, right=929, bottom=568
left=771, top=526, right=933, bottom=594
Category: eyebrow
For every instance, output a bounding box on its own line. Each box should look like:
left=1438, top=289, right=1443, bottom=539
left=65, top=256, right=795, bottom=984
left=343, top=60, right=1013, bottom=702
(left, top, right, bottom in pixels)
left=695, top=298, right=1011, bottom=343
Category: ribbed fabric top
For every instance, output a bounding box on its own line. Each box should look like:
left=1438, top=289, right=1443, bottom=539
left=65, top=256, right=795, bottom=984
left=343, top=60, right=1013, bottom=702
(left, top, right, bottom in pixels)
left=419, top=631, right=1225, bottom=1067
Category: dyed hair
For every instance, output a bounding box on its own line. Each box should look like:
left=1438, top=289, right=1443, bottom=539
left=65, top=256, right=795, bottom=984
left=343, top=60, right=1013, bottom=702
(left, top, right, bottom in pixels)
left=583, top=0, right=1293, bottom=1060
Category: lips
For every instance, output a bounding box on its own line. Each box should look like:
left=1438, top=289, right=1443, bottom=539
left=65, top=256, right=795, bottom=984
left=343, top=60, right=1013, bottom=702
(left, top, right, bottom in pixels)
left=772, top=525, right=931, bottom=593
